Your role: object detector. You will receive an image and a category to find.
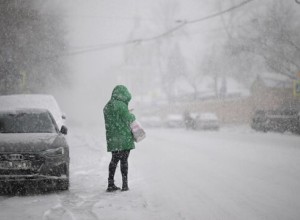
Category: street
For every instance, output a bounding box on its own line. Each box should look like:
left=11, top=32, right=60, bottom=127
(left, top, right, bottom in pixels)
left=0, top=125, right=299, bottom=220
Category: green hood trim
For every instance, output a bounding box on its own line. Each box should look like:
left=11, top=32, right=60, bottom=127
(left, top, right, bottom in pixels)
left=111, top=85, right=132, bottom=104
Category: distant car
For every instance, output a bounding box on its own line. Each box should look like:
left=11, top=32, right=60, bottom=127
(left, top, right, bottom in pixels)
left=0, top=108, right=70, bottom=191
left=251, top=109, right=299, bottom=133
left=251, top=110, right=268, bottom=132
left=0, top=94, right=66, bottom=129
left=139, top=116, right=162, bottom=128
left=195, top=113, right=220, bottom=130
left=165, top=114, right=184, bottom=128
left=183, top=112, right=198, bottom=130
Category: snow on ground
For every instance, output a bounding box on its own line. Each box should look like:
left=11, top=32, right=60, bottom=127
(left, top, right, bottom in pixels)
left=0, top=125, right=300, bottom=220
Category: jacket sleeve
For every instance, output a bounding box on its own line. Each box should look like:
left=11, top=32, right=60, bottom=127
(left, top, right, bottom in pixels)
left=118, top=101, right=136, bottom=126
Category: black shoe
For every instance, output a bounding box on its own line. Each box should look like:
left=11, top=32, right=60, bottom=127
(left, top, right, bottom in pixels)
left=121, top=182, right=129, bottom=191
left=106, top=185, right=121, bottom=192
left=121, top=186, right=129, bottom=191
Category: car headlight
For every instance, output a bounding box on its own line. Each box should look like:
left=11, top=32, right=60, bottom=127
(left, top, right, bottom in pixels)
left=43, top=147, right=65, bottom=157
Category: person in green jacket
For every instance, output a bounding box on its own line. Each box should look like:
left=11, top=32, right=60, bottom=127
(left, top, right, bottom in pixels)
left=103, top=85, right=136, bottom=192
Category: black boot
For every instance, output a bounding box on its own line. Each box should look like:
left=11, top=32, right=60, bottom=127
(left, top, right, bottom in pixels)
left=106, top=180, right=120, bottom=192
left=121, top=177, right=129, bottom=191
left=120, top=150, right=130, bottom=191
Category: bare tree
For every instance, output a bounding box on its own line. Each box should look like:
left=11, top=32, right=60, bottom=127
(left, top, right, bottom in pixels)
left=228, top=0, right=300, bottom=80
left=163, top=44, right=187, bottom=101
left=183, top=57, right=204, bottom=100
left=152, top=0, right=188, bottom=102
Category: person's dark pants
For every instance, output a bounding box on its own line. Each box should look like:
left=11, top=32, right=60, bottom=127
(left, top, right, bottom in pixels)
left=108, top=150, right=130, bottom=187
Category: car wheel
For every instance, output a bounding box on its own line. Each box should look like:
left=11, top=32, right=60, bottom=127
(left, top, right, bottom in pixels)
left=56, top=178, right=69, bottom=191
left=0, top=181, right=7, bottom=194
left=56, top=163, right=69, bottom=190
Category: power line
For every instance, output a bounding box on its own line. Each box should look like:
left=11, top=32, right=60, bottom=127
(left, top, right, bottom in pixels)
left=188, top=0, right=255, bottom=24
left=142, top=0, right=256, bottom=42
left=42, top=13, right=174, bottom=22
left=47, top=0, right=256, bottom=59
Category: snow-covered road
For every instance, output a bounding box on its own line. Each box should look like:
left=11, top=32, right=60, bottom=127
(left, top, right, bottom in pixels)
left=0, top=125, right=299, bottom=220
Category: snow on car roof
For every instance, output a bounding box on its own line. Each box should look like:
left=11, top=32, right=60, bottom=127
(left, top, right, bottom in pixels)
left=0, top=94, right=63, bottom=127
left=0, top=108, right=51, bottom=115
left=199, top=113, right=218, bottom=120
left=190, top=113, right=199, bottom=118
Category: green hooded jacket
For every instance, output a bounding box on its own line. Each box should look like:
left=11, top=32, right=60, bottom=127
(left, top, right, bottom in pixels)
left=103, top=85, right=136, bottom=152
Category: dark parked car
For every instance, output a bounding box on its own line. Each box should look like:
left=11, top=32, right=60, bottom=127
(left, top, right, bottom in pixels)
left=251, top=110, right=268, bottom=132
left=251, top=109, right=300, bottom=133
left=0, top=108, right=69, bottom=191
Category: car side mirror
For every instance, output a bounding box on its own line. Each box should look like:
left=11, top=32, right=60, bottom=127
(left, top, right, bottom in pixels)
left=60, top=125, right=68, bottom=135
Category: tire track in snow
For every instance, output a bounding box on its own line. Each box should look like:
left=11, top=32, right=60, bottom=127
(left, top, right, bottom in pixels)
left=44, top=126, right=154, bottom=220
left=43, top=127, right=105, bottom=220
left=42, top=176, right=106, bottom=220
left=43, top=204, right=75, bottom=220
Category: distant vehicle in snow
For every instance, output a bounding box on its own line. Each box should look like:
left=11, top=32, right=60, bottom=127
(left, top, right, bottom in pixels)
left=0, top=94, right=66, bottom=129
left=164, top=114, right=184, bottom=128
left=251, top=109, right=300, bottom=133
left=195, top=112, right=220, bottom=130
left=183, top=111, right=198, bottom=130
left=251, top=110, right=268, bottom=132
left=0, top=108, right=69, bottom=192
left=139, top=116, right=162, bottom=128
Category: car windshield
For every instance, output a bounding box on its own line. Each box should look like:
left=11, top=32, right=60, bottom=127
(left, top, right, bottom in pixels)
left=0, top=111, right=57, bottom=133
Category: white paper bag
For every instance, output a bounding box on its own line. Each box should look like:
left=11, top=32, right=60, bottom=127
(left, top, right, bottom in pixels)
left=130, top=120, right=146, bottom=142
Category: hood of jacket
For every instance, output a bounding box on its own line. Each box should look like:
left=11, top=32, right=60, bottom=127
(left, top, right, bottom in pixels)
left=111, top=85, right=131, bottom=104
